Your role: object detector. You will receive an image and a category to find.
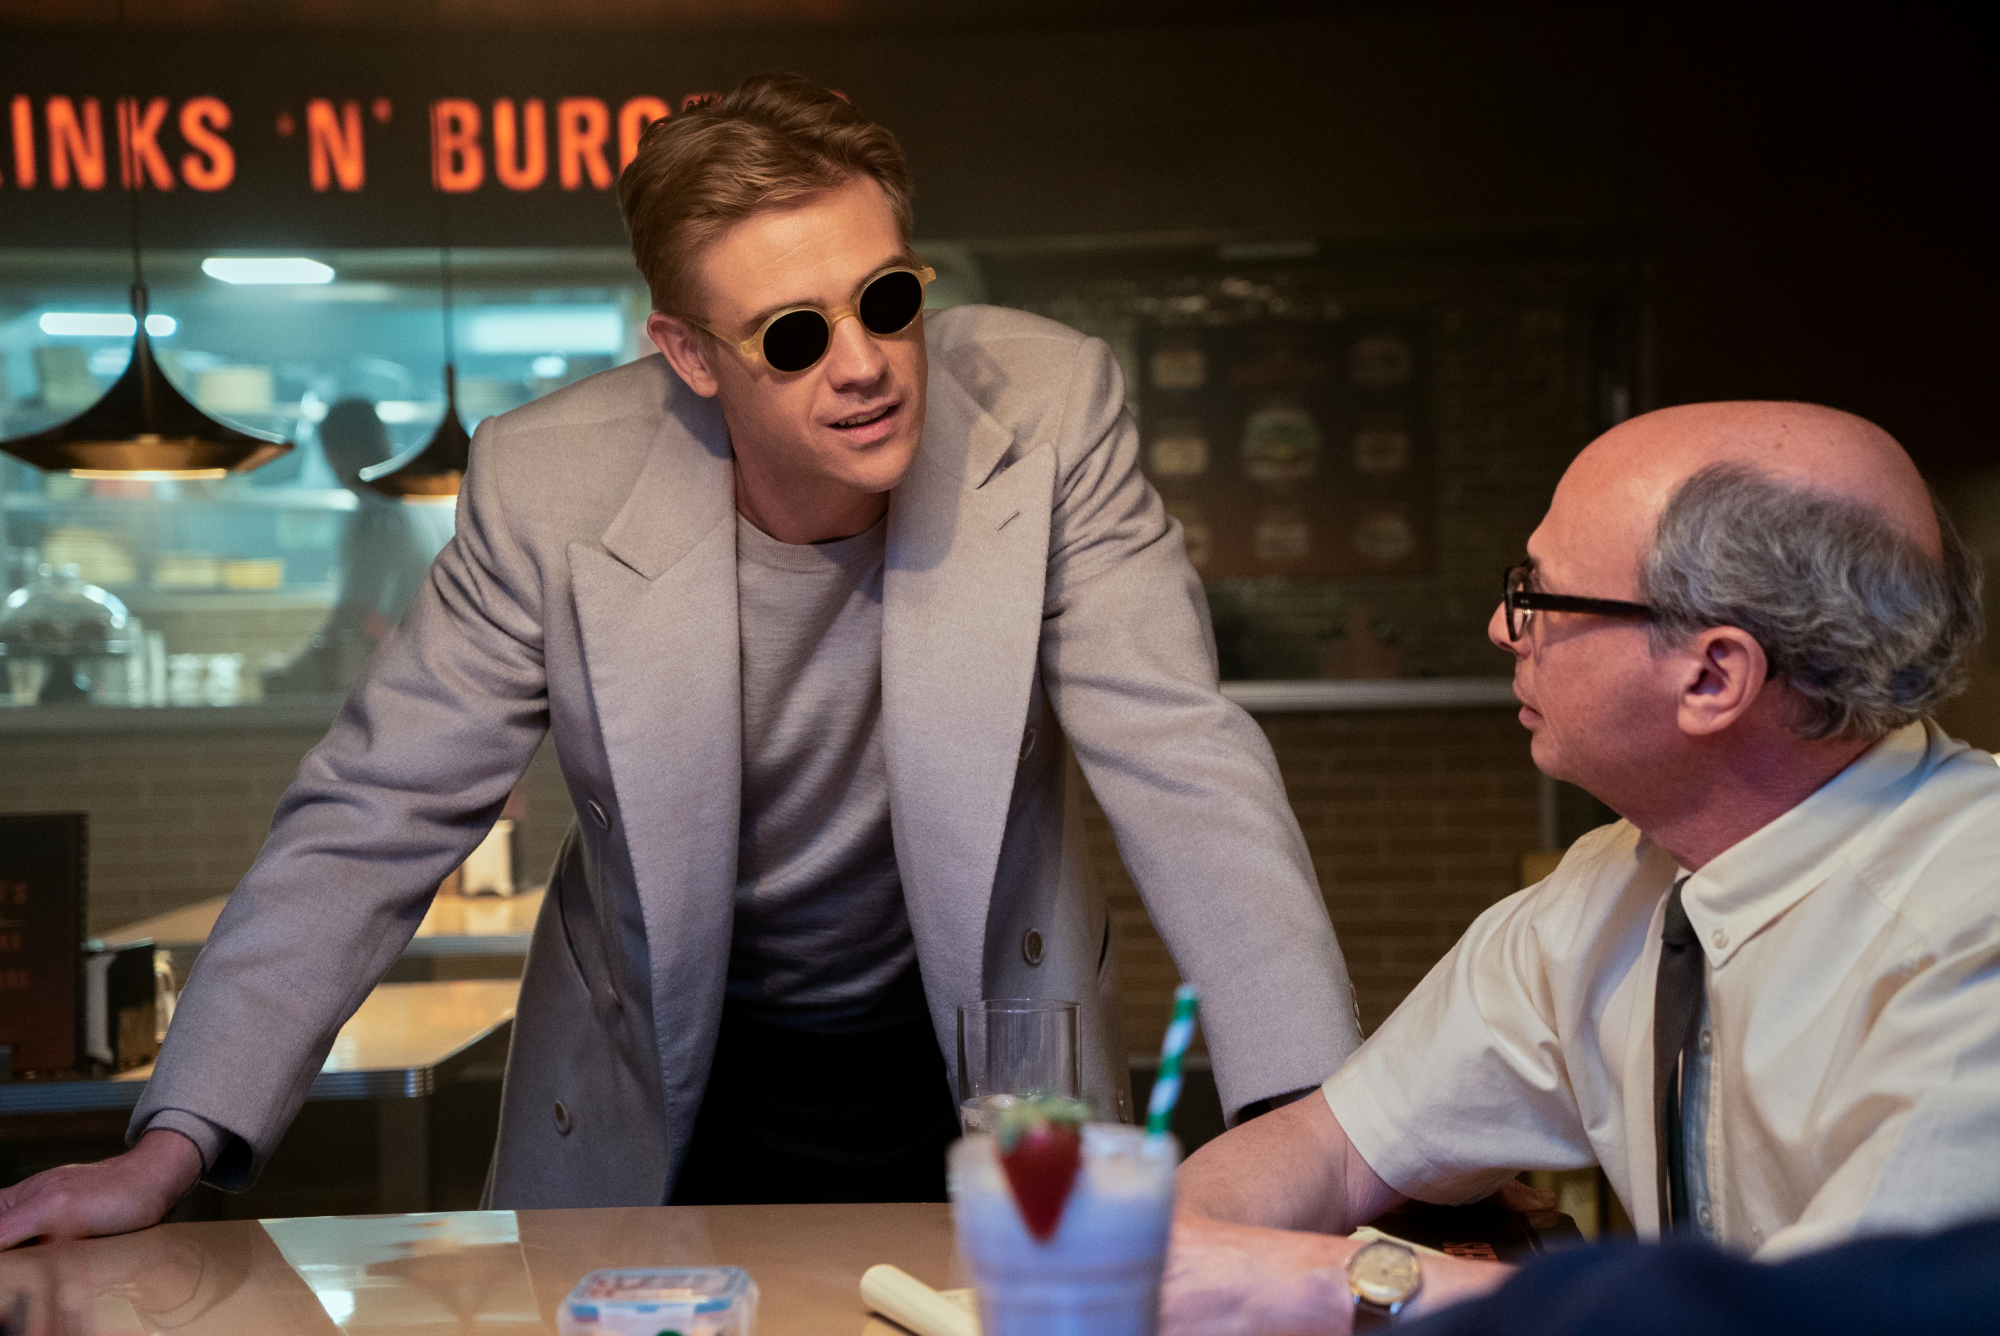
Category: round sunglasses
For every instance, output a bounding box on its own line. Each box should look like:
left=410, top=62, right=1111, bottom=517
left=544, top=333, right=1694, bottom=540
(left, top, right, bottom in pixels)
left=685, top=263, right=937, bottom=374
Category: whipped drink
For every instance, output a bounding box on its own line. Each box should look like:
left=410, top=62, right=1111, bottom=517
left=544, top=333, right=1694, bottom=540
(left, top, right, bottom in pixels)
left=948, top=1124, right=1178, bottom=1336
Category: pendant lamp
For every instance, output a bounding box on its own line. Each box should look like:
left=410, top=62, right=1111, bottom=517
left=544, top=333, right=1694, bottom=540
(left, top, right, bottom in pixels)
left=357, top=367, right=469, bottom=499
left=0, top=283, right=289, bottom=479
left=0, top=1, right=288, bottom=479
left=360, top=89, right=469, bottom=501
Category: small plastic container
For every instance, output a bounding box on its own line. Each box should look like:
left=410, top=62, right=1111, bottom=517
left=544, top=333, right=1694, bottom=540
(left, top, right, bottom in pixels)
left=555, top=1266, right=758, bottom=1336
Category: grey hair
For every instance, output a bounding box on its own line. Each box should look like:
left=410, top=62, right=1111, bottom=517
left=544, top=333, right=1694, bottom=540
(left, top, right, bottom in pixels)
left=1641, top=463, right=1985, bottom=741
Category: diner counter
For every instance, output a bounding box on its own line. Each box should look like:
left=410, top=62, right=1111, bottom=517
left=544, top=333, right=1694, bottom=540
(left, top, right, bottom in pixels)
left=0, top=979, right=520, bottom=1115
left=0, top=1204, right=963, bottom=1335
left=100, top=890, right=547, bottom=960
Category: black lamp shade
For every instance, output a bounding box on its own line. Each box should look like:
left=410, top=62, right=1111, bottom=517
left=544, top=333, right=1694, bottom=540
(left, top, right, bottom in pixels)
left=359, top=364, right=469, bottom=499
left=0, top=284, right=289, bottom=478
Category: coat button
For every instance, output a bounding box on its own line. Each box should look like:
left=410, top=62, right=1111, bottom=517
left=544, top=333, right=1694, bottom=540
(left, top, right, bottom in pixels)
left=1022, top=929, right=1044, bottom=966
left=1019, top=727, right=1038, bottom=761
left=587, top=799, right=610, bottom=830
left=554, top=1100, right=573, bottom=1135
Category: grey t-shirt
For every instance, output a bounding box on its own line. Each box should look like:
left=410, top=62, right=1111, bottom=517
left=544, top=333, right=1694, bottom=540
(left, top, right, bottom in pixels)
left=728, top=514, right=922, bottom=1033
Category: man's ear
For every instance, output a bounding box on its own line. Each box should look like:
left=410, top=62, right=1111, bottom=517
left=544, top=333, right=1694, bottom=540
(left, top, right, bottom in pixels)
left=1675, top=625, right=1771, bottom=738
left=647, top=312, right=721, bottom=398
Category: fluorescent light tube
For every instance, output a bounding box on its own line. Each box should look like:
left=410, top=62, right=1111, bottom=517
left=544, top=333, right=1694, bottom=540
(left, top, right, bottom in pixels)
left=201, top=257, right=336, bottom=285
left=39, top=312, right=178, bottom=337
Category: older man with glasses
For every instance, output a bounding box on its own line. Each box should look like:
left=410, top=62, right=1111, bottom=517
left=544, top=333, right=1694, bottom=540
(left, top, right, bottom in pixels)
left=1159, top=400, right=2000, bottom=1334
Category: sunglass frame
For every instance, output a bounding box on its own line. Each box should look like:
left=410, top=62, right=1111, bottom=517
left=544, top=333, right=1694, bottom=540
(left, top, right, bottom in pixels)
left=685, top=263, right=937, bottom=373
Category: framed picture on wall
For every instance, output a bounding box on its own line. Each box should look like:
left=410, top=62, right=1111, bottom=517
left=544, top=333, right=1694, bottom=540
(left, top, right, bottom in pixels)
left=1138, top=318, right=1431, bottom=581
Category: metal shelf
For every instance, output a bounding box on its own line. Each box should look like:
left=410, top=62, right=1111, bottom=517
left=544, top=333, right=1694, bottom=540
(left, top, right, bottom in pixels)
left=1221, top=677, right=1519, bottom=712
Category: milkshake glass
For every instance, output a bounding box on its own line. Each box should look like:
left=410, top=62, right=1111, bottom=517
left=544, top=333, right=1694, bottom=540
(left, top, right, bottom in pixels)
left=948, top=1123, right=1178, bottom=1336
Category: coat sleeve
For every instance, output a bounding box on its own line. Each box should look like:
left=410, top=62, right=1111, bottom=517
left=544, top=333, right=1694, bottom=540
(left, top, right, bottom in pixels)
left=129, top=417, right=552, bottom=1188
left=1034, top=333, right=1362, bottom=1120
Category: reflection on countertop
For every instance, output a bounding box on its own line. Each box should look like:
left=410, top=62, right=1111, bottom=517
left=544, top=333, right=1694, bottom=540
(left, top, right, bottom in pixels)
left=0, top=1203, right=964, bottom=1335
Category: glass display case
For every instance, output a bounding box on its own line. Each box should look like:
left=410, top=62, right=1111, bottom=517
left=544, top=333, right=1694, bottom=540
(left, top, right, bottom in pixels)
left=0, top=246, right=655, bottom=705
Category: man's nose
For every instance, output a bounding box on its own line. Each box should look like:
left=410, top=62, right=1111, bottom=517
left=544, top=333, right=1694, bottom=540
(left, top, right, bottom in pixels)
left=1487, top=600, right=1524, bottom=655
left=822, top=312, right=885, bottom=390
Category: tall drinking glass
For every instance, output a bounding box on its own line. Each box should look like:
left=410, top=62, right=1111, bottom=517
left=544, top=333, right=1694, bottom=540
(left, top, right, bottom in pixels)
left=949, top=1124, right=1179, bottom=1336
left=956, top=999, right=1081, bottom=1132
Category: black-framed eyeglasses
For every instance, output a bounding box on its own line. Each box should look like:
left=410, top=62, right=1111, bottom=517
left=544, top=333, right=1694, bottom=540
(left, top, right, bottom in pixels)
left=681, top=262, right=936, bottom=375
left=1501, top=562, right=1656, bottom=642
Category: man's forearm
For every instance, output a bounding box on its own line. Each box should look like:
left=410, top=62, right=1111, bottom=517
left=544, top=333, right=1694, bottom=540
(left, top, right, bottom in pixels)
left=1178, top=1092, right=1400, bottom=1233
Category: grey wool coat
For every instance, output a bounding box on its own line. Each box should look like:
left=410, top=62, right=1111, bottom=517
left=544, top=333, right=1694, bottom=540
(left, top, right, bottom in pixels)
left=132, top=305, right=1361, bottom=1207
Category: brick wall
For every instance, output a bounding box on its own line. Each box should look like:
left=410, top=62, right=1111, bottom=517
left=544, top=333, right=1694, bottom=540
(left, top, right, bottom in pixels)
left=0, top=726, right=330, bottom=935
left=1095, top=706, right=1540, bottom=1056
left=0, top=725, right=569, bottom=936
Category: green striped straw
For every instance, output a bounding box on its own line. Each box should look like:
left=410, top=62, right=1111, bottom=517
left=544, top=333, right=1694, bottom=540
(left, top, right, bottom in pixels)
left=1145, top=984, right=1200, bottom=1137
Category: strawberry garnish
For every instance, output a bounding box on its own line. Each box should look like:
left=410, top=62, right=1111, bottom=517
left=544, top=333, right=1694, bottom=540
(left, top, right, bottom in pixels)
left=995, top=1095, right=1089, bottom=1242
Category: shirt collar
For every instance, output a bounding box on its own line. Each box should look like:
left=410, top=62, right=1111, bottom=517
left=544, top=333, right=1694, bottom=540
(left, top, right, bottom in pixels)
left=1676, top=721, right=1937, bottom=967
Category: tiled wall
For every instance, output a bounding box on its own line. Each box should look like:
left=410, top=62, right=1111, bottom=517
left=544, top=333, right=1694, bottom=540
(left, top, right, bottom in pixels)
left=0, top=725, right=333, bottom=934
left=0, top=725, right=567, bottom=937
left=1, top=707, right=1538, bottom=1050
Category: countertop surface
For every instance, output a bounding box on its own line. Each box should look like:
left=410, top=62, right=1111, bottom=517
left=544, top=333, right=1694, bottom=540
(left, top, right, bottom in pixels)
left=102, top=890, right=546, bottom=957
left=0, top=1203, right=963, bottom=1335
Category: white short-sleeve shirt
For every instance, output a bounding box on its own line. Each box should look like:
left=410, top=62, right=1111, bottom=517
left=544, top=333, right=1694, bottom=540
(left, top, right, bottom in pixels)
left=1323, top=720, right=2000, bottom=1259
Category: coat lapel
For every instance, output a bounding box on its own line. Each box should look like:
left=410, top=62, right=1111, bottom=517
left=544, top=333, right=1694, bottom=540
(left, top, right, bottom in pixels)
left=883, top=359, right=1055, bottom=1063
left=569, top=388, right=740, bottom=1152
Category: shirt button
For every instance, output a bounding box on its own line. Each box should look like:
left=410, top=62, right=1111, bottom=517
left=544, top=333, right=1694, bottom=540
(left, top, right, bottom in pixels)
left=588, top=799, right=610, bottom=830
left=1699, top=1029, right=1713, bottom=1055
left=1697, top=1204, right=1713, bottom=1230
left=1711, top=926, right=1729, bottom=949
left=1022, top=929, right=1045, bottom=966
left=554, top=1100, right=573, bottom=1135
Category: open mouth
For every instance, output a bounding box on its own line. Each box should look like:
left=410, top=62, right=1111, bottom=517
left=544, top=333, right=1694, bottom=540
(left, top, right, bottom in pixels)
left=830, top=402, right=897, bottom=430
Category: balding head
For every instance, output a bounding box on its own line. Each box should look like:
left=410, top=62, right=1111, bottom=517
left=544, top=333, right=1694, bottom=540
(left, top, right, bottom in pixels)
left=1562, top=402, right=1942, bottom=576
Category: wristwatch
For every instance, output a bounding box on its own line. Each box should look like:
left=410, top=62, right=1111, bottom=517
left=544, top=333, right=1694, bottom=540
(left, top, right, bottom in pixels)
left=1347, top=1239, right=1422, bottom=1330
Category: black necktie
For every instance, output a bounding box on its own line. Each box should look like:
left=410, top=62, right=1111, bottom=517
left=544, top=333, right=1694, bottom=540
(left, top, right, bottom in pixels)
left=1653, top=876, right=1704, bottom=1233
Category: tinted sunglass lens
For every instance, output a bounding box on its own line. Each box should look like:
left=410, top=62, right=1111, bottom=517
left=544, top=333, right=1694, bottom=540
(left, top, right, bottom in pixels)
left=762, top=310, right=832, bottom=372
left=858, top=270, right=925, bottom=335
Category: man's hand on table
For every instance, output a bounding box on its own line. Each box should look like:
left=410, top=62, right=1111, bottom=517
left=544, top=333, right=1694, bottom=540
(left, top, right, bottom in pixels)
left=0, top=1129, right=202, bottom=1250
left=1160, top=1212, right=1514, bottom=1336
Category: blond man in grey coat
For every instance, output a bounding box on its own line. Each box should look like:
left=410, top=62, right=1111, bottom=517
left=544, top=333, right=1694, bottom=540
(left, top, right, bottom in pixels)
left=0, top=75, right=1357, bottom=1244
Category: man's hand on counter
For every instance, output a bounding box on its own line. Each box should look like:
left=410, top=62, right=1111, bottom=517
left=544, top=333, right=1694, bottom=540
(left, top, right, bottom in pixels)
left=0, top=1129, right=202, bottom=1250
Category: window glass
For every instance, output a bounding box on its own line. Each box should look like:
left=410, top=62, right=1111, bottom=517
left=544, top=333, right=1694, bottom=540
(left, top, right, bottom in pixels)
left=0, top=248, right=650, bottom=706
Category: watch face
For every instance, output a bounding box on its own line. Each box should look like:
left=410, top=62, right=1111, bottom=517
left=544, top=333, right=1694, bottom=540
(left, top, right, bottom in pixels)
left=1350, top=1241, right=1423, bottom=1307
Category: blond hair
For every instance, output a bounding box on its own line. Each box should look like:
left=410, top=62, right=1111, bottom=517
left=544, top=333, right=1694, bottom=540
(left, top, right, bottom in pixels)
left=616, top=72, right=916, bottom=317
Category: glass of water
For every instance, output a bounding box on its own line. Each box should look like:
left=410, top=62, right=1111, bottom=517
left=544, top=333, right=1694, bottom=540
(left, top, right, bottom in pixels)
left=957, top=999, right=1081, bottom=1131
